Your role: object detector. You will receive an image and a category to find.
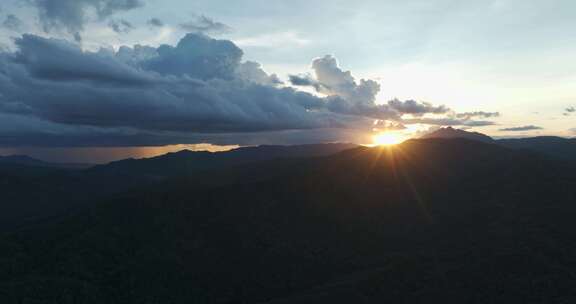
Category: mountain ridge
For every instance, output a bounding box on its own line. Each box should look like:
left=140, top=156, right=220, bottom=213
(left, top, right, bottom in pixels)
left=90, top=143, right=359, bottom=177
left=419, top=126, right=495, bottom=143
left=0, top=154, right=93, bottom=169
left=417, top=127, right=576, bottom=161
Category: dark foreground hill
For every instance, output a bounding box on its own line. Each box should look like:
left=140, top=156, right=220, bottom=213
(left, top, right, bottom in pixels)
left=0, top=144, right=357, bottom=230
left=1, top=139, right=576, bottom=303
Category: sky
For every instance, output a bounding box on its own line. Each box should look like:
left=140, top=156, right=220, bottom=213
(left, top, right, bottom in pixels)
left=0, top=0, right=574, bottom=163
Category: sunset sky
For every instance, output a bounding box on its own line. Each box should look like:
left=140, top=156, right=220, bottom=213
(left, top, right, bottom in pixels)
left=0, top=0, right=574, bottom=162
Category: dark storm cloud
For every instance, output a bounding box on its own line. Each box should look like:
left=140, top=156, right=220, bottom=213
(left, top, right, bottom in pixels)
left=0, top=31, right=498, bottom=147
left=179, top=15, right=231, bottom=34
left=147, top=18, right=164, bottom=27
left=31, top=0, right=144, bottom=33
left=13, top=34, right=153, bottom=85
left=323, top=96, right=399, bottom=120
left=0, top=112, right=159, bottom=147
left=3, top=14, right=23, bottom=31
left=0, top=112, right=365, bottom=148
left=108, top=19, right=134, bottom=33
left=499, top=125, right=543, bottom=131
left=0, top=33, right=366, bottom=139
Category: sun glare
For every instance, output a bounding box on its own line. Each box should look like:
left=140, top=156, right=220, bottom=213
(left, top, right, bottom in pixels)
left=373, top=133, right=404, bottom=146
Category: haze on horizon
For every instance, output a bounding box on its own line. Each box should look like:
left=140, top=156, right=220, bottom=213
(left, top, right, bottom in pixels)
left=0, top=0, right=574, bottom=162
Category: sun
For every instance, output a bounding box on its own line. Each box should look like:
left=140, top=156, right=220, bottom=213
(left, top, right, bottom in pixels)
left=373, top=133, right=404, bottom=146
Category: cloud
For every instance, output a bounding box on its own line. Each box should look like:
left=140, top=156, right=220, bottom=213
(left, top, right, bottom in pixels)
left=73, top=32, right=82, bottom=42
left=566, top=107, right=575, bottom=113
left=570, top=128, right=576, bottom=135
left=387, top=99, right=449, bottom=116
left=0, top=33, right=375, bottom=145
left=403, top=117, right=496, bottom=127
left=234, top=32, right=310, bottom=48
left=455, top=111, right=500, bottom=119
left=374, top=120, right=406, bottom=131
left=0, top=31, right=500, bottom=147
left=108, top=19, right=134, bottom=33
left=311, top=55, right=381, bottom=105
left=179, top=15, right=231, bottom=34
left=462, top=120, right=498, bottom=127
left=31, top=0, right=144, bottom=33
left=0, top=112, right=148, bottom=147
left=142, top=33, right=243, bottom=80
left=289, top=74, right=318, bottom=87
left=13, top=34, right=153, bottom=85
left=499, top=125, right=543, bottom=131
left=236, top=61, right=282, bottom=85
left=3, top=14, right=23, bottom=31
left=0, top=112, right=367, bottom=148
left=289, top=55, right=398, bottom=120
left=289, top=56, right=458, bottom=121
left=147, top=18, right=164, bottom=28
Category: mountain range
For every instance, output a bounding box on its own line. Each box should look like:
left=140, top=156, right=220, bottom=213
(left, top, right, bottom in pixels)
left=1, top=133, right=576, bottom=302
left=1, top=131, right=575, bottom=230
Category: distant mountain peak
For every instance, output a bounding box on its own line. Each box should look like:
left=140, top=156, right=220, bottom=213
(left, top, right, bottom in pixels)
left=420, top=127, right=494, bottom=143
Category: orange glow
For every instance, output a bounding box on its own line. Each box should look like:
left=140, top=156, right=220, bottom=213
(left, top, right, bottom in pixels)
left=0, top=143, right=240, bottom=164
left=372, top=133, right=404, bottom=146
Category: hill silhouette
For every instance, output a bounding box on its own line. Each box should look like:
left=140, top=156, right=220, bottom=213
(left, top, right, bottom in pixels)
left=420, top=127, right=576, bottom=161
left=419, top=127, right=495, bottom=143
left=0, top=155, right=92, bottom=169
left=1, top=139, right=576, bottom=303
left=89, top=143, right=358, bottom=178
